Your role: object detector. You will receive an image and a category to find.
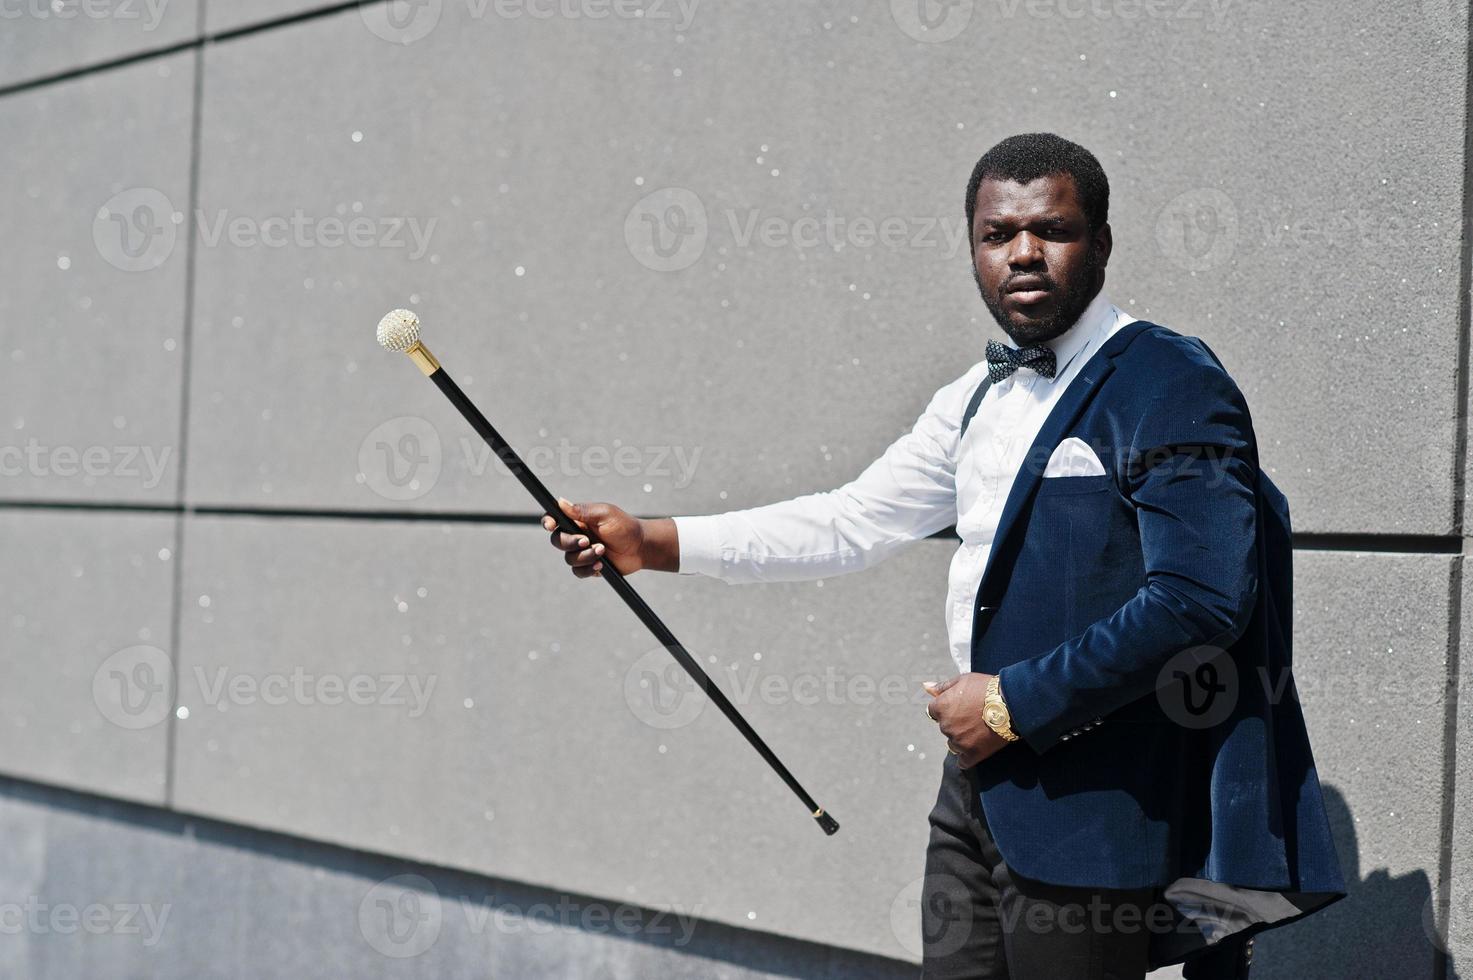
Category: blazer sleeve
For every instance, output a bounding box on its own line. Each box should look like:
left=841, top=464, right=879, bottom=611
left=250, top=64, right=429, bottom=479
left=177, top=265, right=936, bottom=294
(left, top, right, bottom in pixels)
left=998, top=347, right=1260, bottom=753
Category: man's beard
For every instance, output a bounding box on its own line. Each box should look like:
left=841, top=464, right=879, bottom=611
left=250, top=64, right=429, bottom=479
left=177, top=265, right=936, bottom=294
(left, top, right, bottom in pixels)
left=975, top=251, right=1100, bottom=346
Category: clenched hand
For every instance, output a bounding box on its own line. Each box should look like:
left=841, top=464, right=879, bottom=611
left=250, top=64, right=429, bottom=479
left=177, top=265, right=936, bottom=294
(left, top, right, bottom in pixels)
left=541, top=497, right=671, bottom=578
left=924, top=673, right=1010, bottom=769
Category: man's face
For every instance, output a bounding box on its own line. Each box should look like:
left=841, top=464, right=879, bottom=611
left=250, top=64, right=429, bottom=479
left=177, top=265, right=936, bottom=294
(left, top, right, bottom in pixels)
left=970, top=174, right=1112, bottom=346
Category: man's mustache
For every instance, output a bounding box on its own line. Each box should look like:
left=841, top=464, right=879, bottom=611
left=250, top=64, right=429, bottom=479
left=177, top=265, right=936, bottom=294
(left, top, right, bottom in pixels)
left=1001, top=273, right=1057, bottom=294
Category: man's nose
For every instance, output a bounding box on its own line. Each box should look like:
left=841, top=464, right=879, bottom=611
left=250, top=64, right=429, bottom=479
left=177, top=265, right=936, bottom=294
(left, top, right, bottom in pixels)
left=1007, top=232, right=1045, bottom=267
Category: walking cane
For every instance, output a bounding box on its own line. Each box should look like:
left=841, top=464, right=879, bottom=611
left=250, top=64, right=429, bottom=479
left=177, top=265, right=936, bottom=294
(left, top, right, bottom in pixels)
left=376, top=309, right=839, bottom=836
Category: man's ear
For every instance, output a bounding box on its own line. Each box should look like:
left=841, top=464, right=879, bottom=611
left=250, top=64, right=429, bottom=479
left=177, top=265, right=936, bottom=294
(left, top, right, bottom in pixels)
left=1094, top=221, right=1113, bottom=267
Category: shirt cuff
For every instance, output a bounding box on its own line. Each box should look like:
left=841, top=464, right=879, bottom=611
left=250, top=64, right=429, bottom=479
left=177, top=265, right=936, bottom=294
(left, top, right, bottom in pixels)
left=671, top=515, right=727, bottom=578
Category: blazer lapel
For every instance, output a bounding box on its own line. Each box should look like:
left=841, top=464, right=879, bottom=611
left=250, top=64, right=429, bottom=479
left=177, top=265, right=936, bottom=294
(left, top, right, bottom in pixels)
left=973, top=320, right=1154, bottom=608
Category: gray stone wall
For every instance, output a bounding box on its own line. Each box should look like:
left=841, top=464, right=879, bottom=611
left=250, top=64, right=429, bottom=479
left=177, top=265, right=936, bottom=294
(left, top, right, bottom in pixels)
left=0, top=1, right=1468, bottom=976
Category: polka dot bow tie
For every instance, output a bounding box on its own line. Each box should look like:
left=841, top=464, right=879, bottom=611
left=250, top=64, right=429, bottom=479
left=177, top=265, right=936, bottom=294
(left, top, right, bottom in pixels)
left=986, top=340, right=1057, bottom=383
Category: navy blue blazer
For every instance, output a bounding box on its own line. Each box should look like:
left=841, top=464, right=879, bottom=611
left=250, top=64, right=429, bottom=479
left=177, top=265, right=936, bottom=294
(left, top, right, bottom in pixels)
left=971, top=318, right=1346, bottom=912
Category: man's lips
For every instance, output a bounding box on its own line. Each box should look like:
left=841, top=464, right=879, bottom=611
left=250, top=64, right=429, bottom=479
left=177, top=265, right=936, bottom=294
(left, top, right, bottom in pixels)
left=1004, top=278, right=1053, bottom=306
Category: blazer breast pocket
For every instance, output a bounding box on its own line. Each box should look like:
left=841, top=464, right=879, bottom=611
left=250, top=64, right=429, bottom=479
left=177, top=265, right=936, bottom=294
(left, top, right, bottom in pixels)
left=1036, top=473, right=1114, bottom=496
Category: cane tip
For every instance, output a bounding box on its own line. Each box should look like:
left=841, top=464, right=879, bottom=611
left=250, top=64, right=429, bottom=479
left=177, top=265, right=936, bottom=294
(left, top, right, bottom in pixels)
left=377, top=309, right=421, bottom=353
left=815, top=810, right=840, bottom=836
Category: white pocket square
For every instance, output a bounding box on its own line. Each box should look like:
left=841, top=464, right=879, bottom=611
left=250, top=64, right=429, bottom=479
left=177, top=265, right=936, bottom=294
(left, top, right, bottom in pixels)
left=1043, top=437, right=1106, bottom=478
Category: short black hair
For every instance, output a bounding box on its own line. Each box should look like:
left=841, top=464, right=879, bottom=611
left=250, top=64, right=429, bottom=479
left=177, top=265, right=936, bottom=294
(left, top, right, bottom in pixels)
left=965, top=133, right=1109, bottom=235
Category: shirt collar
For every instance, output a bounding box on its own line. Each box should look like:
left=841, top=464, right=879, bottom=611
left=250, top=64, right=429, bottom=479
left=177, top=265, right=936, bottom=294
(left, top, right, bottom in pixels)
left=1045, top=289, right=1116, bottom=378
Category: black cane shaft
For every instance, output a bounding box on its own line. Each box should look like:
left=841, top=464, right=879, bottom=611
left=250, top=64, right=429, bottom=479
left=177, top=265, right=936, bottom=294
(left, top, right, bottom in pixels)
left=428, top=370, right=563, bottom=521
left=597, top=566, right=821, bottom=808
left=426, top=367, right=838, bottom=835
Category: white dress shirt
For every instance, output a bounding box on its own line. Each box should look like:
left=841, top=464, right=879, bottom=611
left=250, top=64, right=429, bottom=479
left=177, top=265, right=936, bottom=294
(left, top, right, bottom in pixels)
left=674, top=291, right=1136, bottom=675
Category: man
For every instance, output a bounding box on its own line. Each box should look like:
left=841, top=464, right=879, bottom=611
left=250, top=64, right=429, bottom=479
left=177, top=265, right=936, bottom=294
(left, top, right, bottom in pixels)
left=542, top=133, right=1344, bottom=979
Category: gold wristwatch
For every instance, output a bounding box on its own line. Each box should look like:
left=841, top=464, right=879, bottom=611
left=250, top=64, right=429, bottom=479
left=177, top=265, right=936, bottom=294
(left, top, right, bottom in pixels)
left=983, top=675, right=1019, bottom=742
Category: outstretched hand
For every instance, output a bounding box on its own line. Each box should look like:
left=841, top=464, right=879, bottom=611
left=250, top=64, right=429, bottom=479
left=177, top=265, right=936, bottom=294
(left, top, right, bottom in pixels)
left=541, top=497, right=647, bottom=578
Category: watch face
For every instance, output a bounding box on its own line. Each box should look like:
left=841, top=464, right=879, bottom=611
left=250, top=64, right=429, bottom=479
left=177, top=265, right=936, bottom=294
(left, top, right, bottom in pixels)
left=984, top=704, right=1008, bottom=727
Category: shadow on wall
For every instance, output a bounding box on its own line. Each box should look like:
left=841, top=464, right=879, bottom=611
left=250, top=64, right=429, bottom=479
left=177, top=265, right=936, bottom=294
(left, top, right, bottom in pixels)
left=1251, top=784, right=1451, bottom=979
left=1, top=776, right=1455, bottom=977
left=0, top=776, right=916, bottom=980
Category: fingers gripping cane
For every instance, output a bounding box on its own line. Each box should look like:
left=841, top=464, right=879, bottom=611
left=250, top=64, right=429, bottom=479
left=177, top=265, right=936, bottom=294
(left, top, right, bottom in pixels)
left=376, top=310, right=840, bottom=836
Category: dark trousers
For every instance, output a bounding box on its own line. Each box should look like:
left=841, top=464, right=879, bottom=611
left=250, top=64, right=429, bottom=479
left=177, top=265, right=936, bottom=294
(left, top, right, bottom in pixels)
left=919, top=753, right=1252, bottom=980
